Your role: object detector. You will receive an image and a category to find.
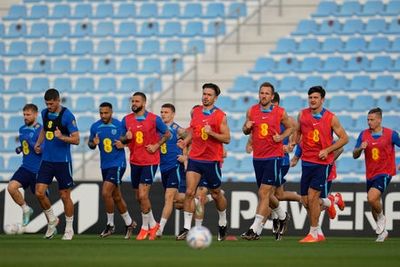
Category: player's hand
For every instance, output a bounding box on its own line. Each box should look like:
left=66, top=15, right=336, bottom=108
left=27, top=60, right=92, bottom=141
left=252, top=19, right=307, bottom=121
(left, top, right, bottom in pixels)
left=288, top=142, right=296, bottom=152
left=34, top=143, right=41, bottom=154
left=283, top=145, right=289, bottom=153
left=15, top=146, right=22, bottom=154
left=146, top=144, right=158, bottom=154
left=244, top=120, right=254, bottom=131
left=93, top=134, right=100, bottom=145
left=114, top=140, right=124, bottom=149
left=204, top=124, right=212, bottom=134
left=360, top=141, right=368, bottom=150
left=246, top=142, right=253, bottom=154
left=54, top=127, right=62, bottom=139
left=273, top=133, right=283, bottom=143
left=177, top=139, right=186, bottom=149
left=319, top=149, right=329, bottom=160
left=290, top=156, right=299, bottom=167
left=126, top=128, right=133, bottom=140
left=177, top=154, right=187, bottom=163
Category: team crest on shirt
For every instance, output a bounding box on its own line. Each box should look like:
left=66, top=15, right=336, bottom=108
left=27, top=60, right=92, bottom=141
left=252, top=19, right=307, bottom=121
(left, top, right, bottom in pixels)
left=35, top=123, right=40, bottom=129
left=111, top=129, right=117, bottom=135
left=172, top=124, right=178, bottom=130
left=29, top=132, right=34, bottom=138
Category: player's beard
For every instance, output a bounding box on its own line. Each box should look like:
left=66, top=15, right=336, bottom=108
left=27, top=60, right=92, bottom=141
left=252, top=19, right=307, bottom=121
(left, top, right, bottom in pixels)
left=132, top=105, right=143, bottom=113
left=24, top=119, right=34, bottom=126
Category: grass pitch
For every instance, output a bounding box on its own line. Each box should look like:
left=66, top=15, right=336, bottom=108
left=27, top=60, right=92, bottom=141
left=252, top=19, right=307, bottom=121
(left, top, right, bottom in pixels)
left=0, top=234, right=399, bottom=267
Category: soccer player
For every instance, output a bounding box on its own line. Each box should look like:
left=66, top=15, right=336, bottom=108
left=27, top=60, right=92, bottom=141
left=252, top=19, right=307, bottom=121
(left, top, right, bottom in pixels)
left=120, top=92, right=170, bottom=240
left=291, top=86, right=348, bottom=243
left=88, top=102, right=136, bottom=239
left=353, top=107, right=400, bottom=242
left=176, top=83, right=230, bottom=241
left=156, top=103, right=187, bottom=238
left=34, top=88, right=80, bottom=240
left=7, top=104, right=42, bottom=227
left=241, top=83, right=294, bottom=240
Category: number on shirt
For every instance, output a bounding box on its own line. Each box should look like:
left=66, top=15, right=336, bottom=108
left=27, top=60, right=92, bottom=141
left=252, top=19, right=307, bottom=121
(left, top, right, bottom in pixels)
left=22, top=140, right=29, bottom=155
left=260, top=123, right=269, bottom=137
left=103, top=138, right=112, bottom=153
left=135, top=131, right=144, bottom=144
left=201, top=127, right=208, bottom=141
left=160, top=143, right=167, bottom=154
left=47, top=121, right=53, bottom=128
left=371, top=147, right=380, bottom=161
left=312, top=129, right=320, bottom=142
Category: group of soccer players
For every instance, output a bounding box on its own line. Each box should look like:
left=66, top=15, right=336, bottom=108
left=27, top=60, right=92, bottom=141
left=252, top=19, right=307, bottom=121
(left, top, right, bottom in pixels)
left=6, top=82, right=400, bottom=243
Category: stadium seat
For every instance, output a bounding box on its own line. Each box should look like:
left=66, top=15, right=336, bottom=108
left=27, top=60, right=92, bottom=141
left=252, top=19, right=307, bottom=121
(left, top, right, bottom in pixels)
left=0, top=42, right=4, bottom=56
left=392, top=58, right=400, bottom=72
left=30, top=78, right=49, bottom=93
left=336, top=158, right=360, bottom=174
left=363, top=19, right=386, bottom=34
left=51, top=40, right=71, bottom=55
left=160, top=22, right=182, bottom=37
left=77, top=116, right=95, bottom=132
left=50, top=4, right=71, bottom=19
left=0, top=157, right=5, bottom=172
left=327, top=95, right=351, bottom=112
left=72, top=22, right=92, bottom=37
left=117, top=58, right=138, bottom=74
left=99, top=96, right=119, bottom=111
left=386, top=18, right=400, bottom=34
left=383, top=1, right=400, bottom=16
left=73, top=40, right=93, bottom=55
left=336, top=115, right=354, bottom=129
left=235, top=157, right=253, bottom=173
left=8, top=41, right=27, bottom=56
left=320, top=38, right=343, bottom=53
left=222, top=157, right=239, bottom=172
left=326, top=76, right=348, bottom=92
left=228, top=3, right=247, bottom=18
left=344, top=56, right=368, bottom=72
left=343, top=37, right=367, bottom=53
left=249, top=57, right=275, bottom=73
left=377, top=95, right=398, bottom=111
left=74, top=78, right=95, bottom=93
left=6, top=156, right=22, bottom=172
left=31, top=96, right=45, bottom=110
left=32, top=59, right=51, bottom=73
left=352, top=95, right=375, bottom=111
left=119, top=77, right=140, bottom=93
left=182, top=22, right=203, bottom=37
left=181, top=3, right=202, bottom=18
left=321, top=56, right=345, bottom=72
left=71, top=4, right=92, bottom=19
left=164, top=58, right=183, bottom=73
left=274, top=58, right=298, bottom=73
left=117, top=40, right=137, bottom=55
left=203, top=3, right=225, bottom=18
left=298, top=57, right=322, bottom=73
left=341, top=19, right=363, bottom=35
left=95, top=58, right=116, bottom=74
left=216, top=96, right=234, bottom=110
left=30, top=5, right=49, bottom=20
left=54, top=78, right=72, bottom=92
left=162, top=40, right=183, bottom=55
left=384, top=115, right=400, bottom=131
left=312, top=1, right=337, bottom=17
left=232, top=96, right=257, bottom=112
left=318, top=20, right=340, bottom=35
left=138, top=22, right=159, bottom=37
left=137, top=3, right=158, bottom=18
left=187, top=40, right=205, bottom=54
left=95, top=40, right=115, bottom=55
left=337, top=1, right=361, bottom=16
left=272, top=38, right=296, bottom=54
left=297, top=38, right=320, bottom=54
left=292, top=19, right=317, bottom=35
left=360, top=1, right=384, bottom=16
left=116, top=22, right=137, bottom=37
left=94, top=22, right=114, bottom=37
left=94, top=4, right=114, bottom=18
left=354, top=116, right=367, bottom=131
left=7, top=59, right=27, bottom=74
left=6, top=23, right=27, bottom=38
left=371, top=75, right=396, bottom=92
left=143, top=77, right=162, bottom=93
left=344, top=136, right=357, bottom=153
left=73, top=58, right=93, bottom=73
left=281, top=96, right=304, bottom=112
left=302, top=76, right=324, bottom=90
left=349, top=75, right=371, bottom=92
left=114, top=3, right=136, bottom=18
left=0, top=79, right=4, bottom=93
left=8, top=78, right=28, bottom=94
left=278, top=76, right=301, bottom=92
left=389, top=37, right=400, bottom=52
left=367, top=37, right=390, bottom=53
left=204, top=21, right=226, bottom=37
left=4, top=5, right=27, bottom=20
left=0, top=117, right=4, bottom=130
left=51, top=22, right=70, bottom=38
left=30, top=41, right=49, bottom=56
left=75, top=97, right=95, bottom=112
left=97, top=78, right=117, bottom=93
left=366, top=56, right=392, bottom=72
left=229, top=76, right=255, bottom=92
left=7, top=96, right=27, bottom=113
left=257, top=76, right=278, bottom=90
left=160, top=3, right=180, bottom=18
left=138, top=40, right=160, bottom=55
left=138, top=59, right=161, bottom=74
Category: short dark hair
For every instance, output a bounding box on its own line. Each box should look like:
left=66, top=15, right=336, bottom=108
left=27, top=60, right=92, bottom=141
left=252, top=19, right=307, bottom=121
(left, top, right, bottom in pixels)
left=259, top=82, right=275, bottom=94
left=308, top=86, right=326, bottom=98
left=161, top=103, right=175, bottom=113
left=44, top=88, right=60, bottom=101
left=368, top=107, right=382, bottom=118
left=133, top=92, right=147, bottom=101
left=202, top=83, right=220, bottom=96
left=99, top=102, right=112, bottom=109
left=272, top=92, right=280, bottom=104
left=23, top=103, right=38, bottom=112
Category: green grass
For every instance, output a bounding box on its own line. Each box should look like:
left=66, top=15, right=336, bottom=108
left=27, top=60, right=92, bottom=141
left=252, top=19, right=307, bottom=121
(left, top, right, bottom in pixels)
left=0, top=235, right=399, bottom=267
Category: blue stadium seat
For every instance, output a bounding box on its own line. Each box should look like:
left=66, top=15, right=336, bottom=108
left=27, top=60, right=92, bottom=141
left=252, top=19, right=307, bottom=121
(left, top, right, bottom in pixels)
left=160, top=3, right=180, bottom=18
left=6, top=23, right=27, bottom=38
left=51, top=59, right=71, bottom=74
left=0, top=156, right=5, bottom=172
left=320, top=38, right=343, bottom=53
left=32, top=59, right=51, bottom=73
left=366, top=56, right=392, bottom=72
left=321, top=56, right=345, bottom=72
left=28, top=23, right=49, bottom=38
left=7, top=59, right=27, bottom=74
left=0, top=59, right=3, bottom=74
left=6, top=156, right=22, bottom=172
left=389, top=37, right=400, bottom=52
left=352, top=95, right=375, bottom=111
left=181, top=3, right=202, bottom=18
left=187, top=40, right=205, bottom=54
left=75, top=96, right=95, bottom=112
left=116, top=22, right=137, bottom=37
left=354, top=115, right=367, bottom=131
left=363, top=19, right=386, bottom=34
left=182, top=22, right=203, bottom=37
left=341, top=19, right=363, bottom=35
left=7, top=96, right=27, bottom=112
left=164, top=58, right=183, bottom=73
left=274, top=58, right=298, bottom=73
left=8, top=41, right=27, bottom=56
left=292, top=19, right=317, bottom=35
left=367, top=37, right=390, bottom=53
left=5, top=136, right=19, bottom=153
left=337, top=115, right=354, bottom=130
left=386, top=18, right=400, bottom=33
left=95, top=58, right=116, bottom=74
left=139, top=58, right=161, bottom=74
left=235, top=157, right=253, bottom=173
left=138, top=22, right=159, bottom=37
left=117, top=40, right=137, bottom=55
left=94, top=22, right=114, bottom=37
left=344, top=56, right=368, bottom=72
left=302, top=76, right=324, bottom=90
left=216, top=96, right=234, bottom=110
left=162, top=40, right=183, bottom=55
left=54, top=78, right=72, bottom=92
left=336, top=158, right=360, bottom=174
left=360, top=1, right=384, bottom=16
left=326, top=76, right=348, bottom=92
left=138, top=40, right=160, bottom=55
left=4, top=5, right=27, bottom=20
left=72, top=22, right=92, bottom=37
left=249, top=57, right=275, bottom=73
left=222, top=157, right=239, bottom=172
left=0, top=117, right=4, bottom=130
left=232, top=96, right=257, bottom=112
left=229, top=76, right=255, bottom=92
left=99, top=96, right=119, bottom=111
left=391, top=58, right=400, bottom=72
left=31, top=96, right=45, bottom=110
left=143, top=77, right=162, bottom=93
left=51, top=40, right=71, bottom=55
left=30, top=41, right=49, bottom=56
left=383, top=1, right=400, bottom=15
left=0, top=79, right=4, bottom=93
left=94, top=4, right=114, bottom=18
left=50, top=4, right=71, bottom=19
left=51, top=22, right=70, bottom=38
left=74, top=77, right=95, bottom=93
left=73, top=40, right=93, bottom=55
left=349, top=75, right=371, bottom=92
left=272, top=38, right=296, bottom=54
left=377, top=95, right=398, bottom=111
left=372, top=75, right=396, bottom=92
left=0, top=42, right=4, bottom=56
left=312, top=2, right=337, bottom=17
left=8, top=78, right=28, bottom=94
left=203, top=3, right=225, bottom=18
left=204, top=21, right=226, bottom=37
left=160, top=22, right=182, bottom=37
left=298, top=57, right=322, bottom=73
left=343, top=37, right=367, bottom=53
left=117, top=58, right=138, bottom=73
left=77, top=116, right=95, bottom=132
left=138, top=3, right=158, bottom=18
left=318, top=20, right=340, bottom=35
left=72, top=58, right=93, bottom=73
left=30, top=77, right=49, bottom=93
left=281, top=96, right=304, bottom=112
left=115, top=3, right=136, bottom=18
left=71, top=4, right=92, bottom=19
left=278, top=76, right=301, bottom=92
left=337, top=1, right=361, bottom=16
left=97, top=78, right=117, bottom=93
left=119, top=77, right=140, bottom=93
left=297, top=38, right=319, bottom=53
left=384, top=115, right=400, bottom=131
left=256, top=77, right=278, bottom=89
left=344, top=136, right=357, bottom=153
left=327, top=95, right=351, bottom=112
left=30, top=5, right=49, bottom=20
left=228, top=3, right=247, bottom=18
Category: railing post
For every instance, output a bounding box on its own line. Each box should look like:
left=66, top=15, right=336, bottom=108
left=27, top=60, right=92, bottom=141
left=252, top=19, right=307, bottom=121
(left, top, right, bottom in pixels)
left=278, top=0, right=283, bottom=16
left=236, top=8, right=241, bottom=54
left=214, top=21, right=220, bottom=73
left=258, top=0, right=262, bottom=35
left=172, top=58, right=177, bottom=107
left=194, top=48, right=198, bottom=91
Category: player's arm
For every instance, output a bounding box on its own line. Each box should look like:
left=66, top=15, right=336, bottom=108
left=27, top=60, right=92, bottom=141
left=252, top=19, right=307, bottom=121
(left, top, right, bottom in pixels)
left=320, top=116, right=348, bottom=159
left=242, top=109, right=253, bottom=135
left=246, top=135, right=253, bottom=153
left=205, top=115, right=230, bottom=144
left=119, top=117, right=132, bottom=145
left=146, top=117, right=171, bottom=153
left=34, top=128, right=45, bottom=154
left=289, top=112, right=302, bottom=148
left=275, top=111, right=294, bottom=142
left=178, top=128, right=192, bottom=149
left=87, top=126, right=98, bottom=150
left=57, top=130, right=80, bottom=145
left=333, top=146, right=344, bottom=161
left=353, top=132, right=366, bottom=159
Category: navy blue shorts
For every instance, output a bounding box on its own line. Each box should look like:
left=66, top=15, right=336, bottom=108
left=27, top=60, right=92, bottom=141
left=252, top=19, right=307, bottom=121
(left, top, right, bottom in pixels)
left=198, top=177, right=208, bottom=188
left=11, top=167, right=37, bottom=194
left=101, top=167, right=126, bottom=185
left=37, top=161, right=74, bottom=190
left=367, top=175, right=391, bottom=193
left=253, top=158, right=283, bottom=188
left=300, top=163, right=331, bottom=196
left=320, top=180, right=333, bottom=199
left=161, top=163, right=185, bottom=191
left=187, top=159, right=222, bottom=189
left=130, top=164, right=157, bottom=189
left=280, top=165, right=289, bottom=185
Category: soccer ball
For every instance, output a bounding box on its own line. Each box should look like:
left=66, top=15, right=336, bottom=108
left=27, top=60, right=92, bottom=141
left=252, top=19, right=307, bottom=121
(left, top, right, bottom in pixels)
left=4, top=223, right=25, bottom=235
left=186, top=226, right=212, bottom=249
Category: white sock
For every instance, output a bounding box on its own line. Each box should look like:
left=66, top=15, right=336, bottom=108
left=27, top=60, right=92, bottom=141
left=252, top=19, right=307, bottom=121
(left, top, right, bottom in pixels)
left=148, top=210, right=157, bottom=228
left=317, top=225, right=324, bottom=236
left=194, top=198, right=199, bottom=206
left=159, top=217, right=167, bottom=234
left=310, top=226, right=318, bottom=238
left=250, top=214, right=264, bottom=233
left=44, top=208, right=56, bottom=222
left=65, top=216, right=73, bottom=232
left=256, top=222, right=265, bottom=235
left=141, top=212, right=150, bottom=230
left=195, top=219, right=203, bottom=227
left=273, top=205, right=286, bottom=220
left=21, top=203, right=30, bottom=213
left=184, top=211, right=193, bottom=230
left=270, top=210, right=278, bottom=219
left=206, top=194, right=213, bottom=202
left=106, top=213, right=114, bottom=226
left=121, top=211, right=132, bottom=226
left=218, top=209, right=227, bottom=227
left=377, top=211, right=384, bottom=220
left=322, top=198, right=331, bottom=208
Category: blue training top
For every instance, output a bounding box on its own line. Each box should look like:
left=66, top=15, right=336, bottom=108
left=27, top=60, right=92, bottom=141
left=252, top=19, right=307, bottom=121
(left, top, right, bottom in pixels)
left=18, top=122, right=43, bottom=173
left=160, top=122, right=183, bottom=173
left=89, top=118, right=126, bottom=170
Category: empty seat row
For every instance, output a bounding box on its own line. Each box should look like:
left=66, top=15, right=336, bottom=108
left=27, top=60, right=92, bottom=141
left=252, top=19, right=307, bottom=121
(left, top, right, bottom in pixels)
left=0, top=21, right=227, bottom=39
left=249, top=56, right=400, bottom=74
left=292, top=18, right=400, bottom=35
left=0, top=57, right=184, bottom=75
left=0, top=76, right=163, bottom=96
left=229, top=74, right=400, bottom=93
left=4, top=2, right=247, bottom=20
left=312, top=1, right=400, bottom=17
left=0, top=39, right=205, bottom=56
left=273, top=36, right=400, bottom=54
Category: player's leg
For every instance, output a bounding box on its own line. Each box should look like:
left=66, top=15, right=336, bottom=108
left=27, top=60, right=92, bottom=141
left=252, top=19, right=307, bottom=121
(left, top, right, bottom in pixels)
left=7, top=173, right=33, bottom=226
left=158, top=188, right=178, bottom=237
left=112, top=186, right=136, bottom=239
left=194, top=186, right=208, bottom=226
left=100, top=180, right=116, bottom=237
